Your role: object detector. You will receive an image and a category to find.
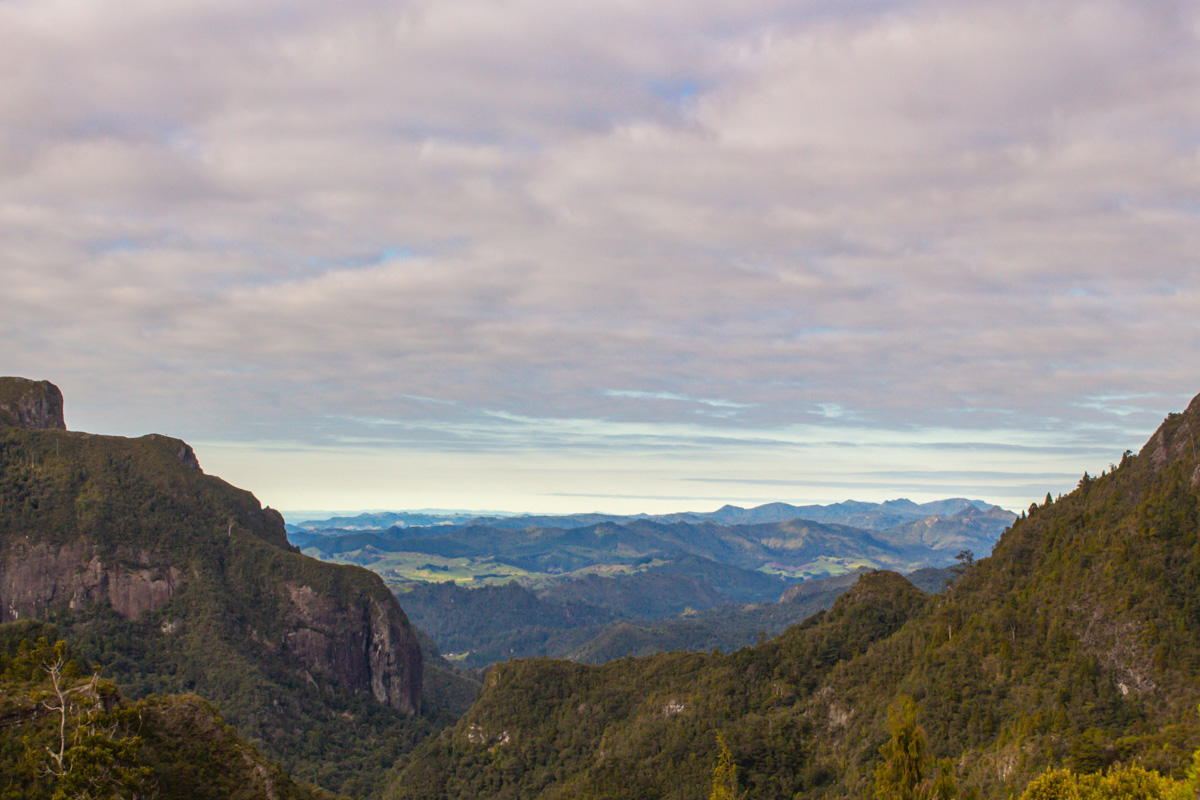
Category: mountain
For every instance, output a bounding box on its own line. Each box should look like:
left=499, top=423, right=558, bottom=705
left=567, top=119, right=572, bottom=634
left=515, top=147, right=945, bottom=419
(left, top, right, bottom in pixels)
left=0, top=378, right=439, bottom=797
left=562, top=568, right=872, bottom=664
left=301, top=513, right=1005, bottom=597
left=386, top=392, right=1200, bottom=800
left=872, top=503, right=1018, bottom=553
left=672, top=497, right=1005, bottom=530
left=397, top=566, right=876, bottom=669
left=294, top=498, right=1012, bottom=536
left=397, top=581, right=618, bottom=667
left=292, top=511, right=487, bottom=532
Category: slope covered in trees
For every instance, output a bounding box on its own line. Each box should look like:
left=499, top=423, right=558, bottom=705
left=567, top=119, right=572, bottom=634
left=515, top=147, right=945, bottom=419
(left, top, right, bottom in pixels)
left=0, top=379, right=471, bottom=797
left=386, top=393, right=1200, bottom=800
left=0, top=621, right=334, bottom=800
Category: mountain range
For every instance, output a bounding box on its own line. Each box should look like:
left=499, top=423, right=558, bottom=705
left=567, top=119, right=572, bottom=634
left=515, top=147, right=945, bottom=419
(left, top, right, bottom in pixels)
left=7, top=375, right=1200, bottom=800
left=386, top=393, right=1200, bottom=799
left=292, top=497, right=1008, bottom=535
left=294, top=500, right=1010, bottom=667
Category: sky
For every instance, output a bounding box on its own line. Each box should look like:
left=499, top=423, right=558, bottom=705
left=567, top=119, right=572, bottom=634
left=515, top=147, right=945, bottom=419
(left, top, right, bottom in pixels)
left=2, top=0, right=1199, bottom=518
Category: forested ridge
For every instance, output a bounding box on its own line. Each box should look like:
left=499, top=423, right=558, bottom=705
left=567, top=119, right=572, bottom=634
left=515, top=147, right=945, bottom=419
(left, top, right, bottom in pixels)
left=386, top=394, right=1200, bottom=799
left=0, top=383, right=461, bottom=798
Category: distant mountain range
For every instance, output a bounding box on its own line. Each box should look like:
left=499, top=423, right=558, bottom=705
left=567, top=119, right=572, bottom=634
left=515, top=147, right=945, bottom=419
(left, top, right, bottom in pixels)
left=292, top=498, right=1013, bottom=669
left=289, top=497, right=1009, bottom=534
left=292, top=500, right=1014, bottom=592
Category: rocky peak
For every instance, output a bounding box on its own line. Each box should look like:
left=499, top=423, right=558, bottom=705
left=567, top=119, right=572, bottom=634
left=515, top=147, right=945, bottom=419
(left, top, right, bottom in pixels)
left=1140, top=391, right=1200, bottom=482
left=0, top=377, right=66, bottom=430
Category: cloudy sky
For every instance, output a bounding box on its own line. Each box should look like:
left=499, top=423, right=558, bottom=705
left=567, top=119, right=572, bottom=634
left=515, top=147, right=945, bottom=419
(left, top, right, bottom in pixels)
left=3, top=0, right=1198, bottom=517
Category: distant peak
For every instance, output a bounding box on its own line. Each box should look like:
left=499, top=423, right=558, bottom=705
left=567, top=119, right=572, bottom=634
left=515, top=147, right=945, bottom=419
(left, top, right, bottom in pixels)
left=881, top=498, right=918, bottom=509
left=0, top=377, right=66, bottom=431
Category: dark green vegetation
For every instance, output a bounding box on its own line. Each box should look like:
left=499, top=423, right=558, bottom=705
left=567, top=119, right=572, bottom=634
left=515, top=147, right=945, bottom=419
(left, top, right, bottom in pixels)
left=0, top=379, right=468, bottom=797
left=400, top=569, right=873, bottom=668
left=0, top=621, right=332, bottom=800
left=398, top=581, right=616, bottom=667
left=565, top=568, right=872, bottom=664
left=386, top=394, right=1200, bottom=800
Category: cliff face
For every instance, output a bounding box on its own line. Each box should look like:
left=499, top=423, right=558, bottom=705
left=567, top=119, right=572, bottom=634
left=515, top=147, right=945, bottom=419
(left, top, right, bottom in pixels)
left=0, top=380, right=425, bottom=790
left=1142, top=392, right=1200, bottom=486
left=0, top=377, right=66, bottom=430
left=285, top=583, right=423, bottom=713
left=0, top=541, right=181, bottom=622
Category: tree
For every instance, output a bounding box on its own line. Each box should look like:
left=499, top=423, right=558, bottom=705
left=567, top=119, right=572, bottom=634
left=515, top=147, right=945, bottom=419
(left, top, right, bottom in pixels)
left=710, top=734, right=738, bottom=800
left=22, top=640, right=150, bottom=800
left=874, top=696, right=929, bottom=800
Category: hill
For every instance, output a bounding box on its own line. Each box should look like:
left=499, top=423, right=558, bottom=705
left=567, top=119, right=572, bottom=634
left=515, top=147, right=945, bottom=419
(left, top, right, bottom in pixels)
left=385, top=392, right=1200, bottom=800
left=301, top=510, right=1008, bottom=596
left=0, top=378, right=460, bottom=797
left=398, top=568, right=876, bottom=669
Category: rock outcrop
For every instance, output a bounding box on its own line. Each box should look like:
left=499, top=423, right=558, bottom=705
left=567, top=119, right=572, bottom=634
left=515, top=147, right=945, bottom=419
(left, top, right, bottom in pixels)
left=1142, top=392, right=1200, bottom=480
left=284, top=583, right=423, bottom=713
left=0, top=377, right=66, bottom=430
left=0, top=541, right=180, bottom=622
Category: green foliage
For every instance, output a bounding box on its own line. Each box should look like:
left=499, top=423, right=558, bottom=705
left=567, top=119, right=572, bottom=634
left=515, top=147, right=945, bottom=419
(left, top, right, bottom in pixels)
left=0, top=627, right=333, bottom=800
left=399, top=571, right=861, bottom=669
left=710, top=734, right=739, bottom=800
left=872, top=698, right=958, bottom=800
left=388, top=571, right=932, bottom=800
left=1020, top=764, right=1188, bottom=800
left=874, top=697, right=929, bottom=800
left=0, top=425, right=453, bottom=796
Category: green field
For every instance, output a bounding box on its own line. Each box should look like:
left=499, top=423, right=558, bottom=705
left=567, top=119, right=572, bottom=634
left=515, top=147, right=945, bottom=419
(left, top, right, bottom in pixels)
left=304, top=547, right=672, bottom=593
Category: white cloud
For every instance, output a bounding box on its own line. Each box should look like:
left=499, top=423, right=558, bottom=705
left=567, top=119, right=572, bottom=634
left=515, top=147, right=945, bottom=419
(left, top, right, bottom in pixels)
left=2, top=0, right=1198, bottom=511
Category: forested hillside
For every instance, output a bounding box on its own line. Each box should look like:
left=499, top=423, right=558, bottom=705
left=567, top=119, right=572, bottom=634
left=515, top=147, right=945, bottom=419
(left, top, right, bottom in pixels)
left=0, top=621, right=335, bottom=800
left=386, top=393, right=1200, bottom=800
left=0, top=379, right=466, bottom=797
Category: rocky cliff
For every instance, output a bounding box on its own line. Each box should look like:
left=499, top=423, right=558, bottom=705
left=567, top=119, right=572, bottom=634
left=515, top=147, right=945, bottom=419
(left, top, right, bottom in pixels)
left=0, top=378, right=425, bottom=791
left=0, top=376, right=66, bottom=430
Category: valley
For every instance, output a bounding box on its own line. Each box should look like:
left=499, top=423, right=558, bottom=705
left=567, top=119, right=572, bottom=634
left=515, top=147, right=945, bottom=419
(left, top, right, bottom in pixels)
left=292, top=501, right=1006, bottom=667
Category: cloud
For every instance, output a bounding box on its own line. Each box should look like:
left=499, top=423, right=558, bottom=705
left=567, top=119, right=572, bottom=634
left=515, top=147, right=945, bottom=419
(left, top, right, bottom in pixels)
left=1, top=0, right=1198, bottom=511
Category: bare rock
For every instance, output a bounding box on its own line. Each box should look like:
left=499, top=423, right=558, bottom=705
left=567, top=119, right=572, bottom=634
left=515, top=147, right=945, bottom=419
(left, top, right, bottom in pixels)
left=284, top=583, right=423, bottom=714
left=0, top=541, right=180, bottom=622
left=0, top=377, right=66, bottom=430
left=1141, top=392, right=1200, bottom=473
